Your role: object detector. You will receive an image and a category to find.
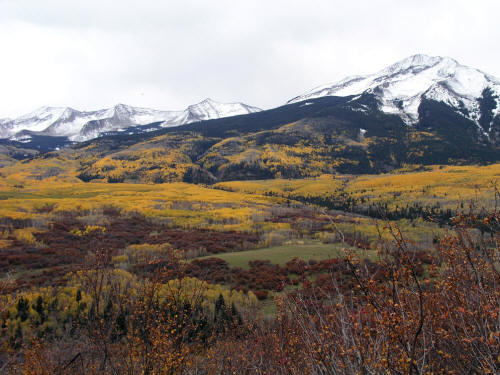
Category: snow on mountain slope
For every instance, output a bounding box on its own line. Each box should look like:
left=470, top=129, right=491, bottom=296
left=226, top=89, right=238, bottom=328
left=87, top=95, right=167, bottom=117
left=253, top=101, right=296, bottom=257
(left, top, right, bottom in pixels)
left=0, top=99, right=261, bottom=142
left=0, top=107, right=68, bottom=138
left=184, top=98, right=261, bottom=122
left=288, top=54, right=500, bottom=128
left=42, top=105, right=186, bottom=141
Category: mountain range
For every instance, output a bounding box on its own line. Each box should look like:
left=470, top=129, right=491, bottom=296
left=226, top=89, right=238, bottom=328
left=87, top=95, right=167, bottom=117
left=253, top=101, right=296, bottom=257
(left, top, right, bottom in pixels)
left=0, top=54, right=499, bottom=180
left=0, top=99, right=261, bottom=142
left=2, top=54, right=500, bottom=148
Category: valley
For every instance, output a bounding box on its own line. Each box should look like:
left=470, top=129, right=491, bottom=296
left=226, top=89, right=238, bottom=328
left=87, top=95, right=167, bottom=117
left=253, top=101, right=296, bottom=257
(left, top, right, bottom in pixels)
left=0, top=163, right=496, bottom=291
left=0, top=54, right=499, bottom=374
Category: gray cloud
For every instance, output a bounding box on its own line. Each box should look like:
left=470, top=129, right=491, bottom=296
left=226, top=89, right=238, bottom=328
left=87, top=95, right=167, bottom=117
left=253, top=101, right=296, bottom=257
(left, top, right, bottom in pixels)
left=1, top=0, right=499, bottom=117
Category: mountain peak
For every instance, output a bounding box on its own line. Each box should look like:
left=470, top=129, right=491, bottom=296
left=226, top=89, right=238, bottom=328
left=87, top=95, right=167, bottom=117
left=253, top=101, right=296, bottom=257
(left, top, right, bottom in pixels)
left=380, top=54, right=457, bottom=75
left=112, top=103, right=135, bottom=114
left=288, top=54, right=500, bottom=128
left=188, top=98, right=219, bottom=110
left=199, top=98, right=217, bottom=104
left=185, top=98, right=261, bottom=122
left=113, top=103, right=132, bottom=109
left=395, top=54, right=454, bottom=66
left=190, top=98, right=245, bottom=109
left=23, top=106, right=67, bottom=118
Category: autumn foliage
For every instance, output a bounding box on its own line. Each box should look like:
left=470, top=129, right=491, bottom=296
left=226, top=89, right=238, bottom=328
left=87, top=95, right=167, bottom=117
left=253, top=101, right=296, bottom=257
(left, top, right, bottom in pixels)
left=0, top=210, right=498, bottom=374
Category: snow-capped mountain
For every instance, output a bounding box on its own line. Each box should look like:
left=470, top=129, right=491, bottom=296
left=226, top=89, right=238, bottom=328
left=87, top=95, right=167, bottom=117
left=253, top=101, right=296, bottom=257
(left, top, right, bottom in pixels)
left=0, top=99, right=261, bottom=142
left=288, top=54, right=500, bottom=132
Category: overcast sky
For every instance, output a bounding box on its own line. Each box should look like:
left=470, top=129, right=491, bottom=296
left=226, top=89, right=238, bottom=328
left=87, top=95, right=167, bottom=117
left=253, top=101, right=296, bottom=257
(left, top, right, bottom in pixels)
left=1, top=0, right=499, bottom=118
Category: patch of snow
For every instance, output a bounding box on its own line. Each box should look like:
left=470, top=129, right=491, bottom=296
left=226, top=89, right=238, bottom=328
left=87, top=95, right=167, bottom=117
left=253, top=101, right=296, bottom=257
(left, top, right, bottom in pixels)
left=346, top=106, right=368, bottom=114
left=359, top=128, right=367, bottom=142
left=11, top=134, right=32, bottom=142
